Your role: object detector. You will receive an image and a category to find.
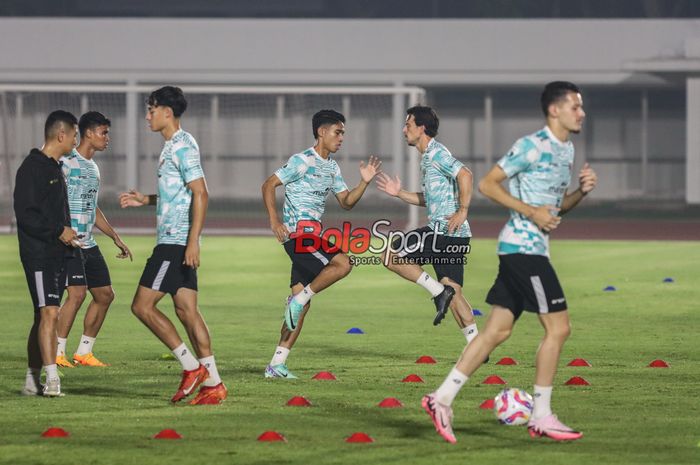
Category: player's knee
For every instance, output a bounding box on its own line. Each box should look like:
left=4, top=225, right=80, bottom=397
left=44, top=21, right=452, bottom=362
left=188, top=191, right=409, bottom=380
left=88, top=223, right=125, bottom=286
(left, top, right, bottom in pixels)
left=131, top=301, right=148, bottom=320
left=174, top=304, right=197, bottom=320
left=548, top=322, right=571, bottom=342
left=69, top=287, right=88, bottom=305
left=95, top=288, right=115, bottom=305
left=335, top=254, right=352, bottom=277
left=485, top=326, right=512, bottom=345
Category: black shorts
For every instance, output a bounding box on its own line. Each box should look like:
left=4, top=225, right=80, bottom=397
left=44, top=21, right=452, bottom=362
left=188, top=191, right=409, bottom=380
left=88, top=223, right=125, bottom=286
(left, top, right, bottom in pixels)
left=391, top=226, right=471, bottom=286
left=486, top=254, right=567, bottom=320
left=22, top=258, right=67, bottom=309
left=284, top=235, right=340, bottom=287
left=139, top=244, right=197, bottom=295
left=66, top=246, right=111, bottom=289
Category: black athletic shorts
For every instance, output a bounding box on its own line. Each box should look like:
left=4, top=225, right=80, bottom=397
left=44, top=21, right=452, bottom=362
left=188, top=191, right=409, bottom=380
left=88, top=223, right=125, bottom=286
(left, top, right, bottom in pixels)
left=139, top=244, right=197, bottom=295
left=66, top=245, right=111, bottom=289
left=22, top=258, right=67, bottom=309
left=284, top=235, right=340, bottom=287
left=391, top=226, right=471, bottom=286
left=486, top=253, right=567, bottom=320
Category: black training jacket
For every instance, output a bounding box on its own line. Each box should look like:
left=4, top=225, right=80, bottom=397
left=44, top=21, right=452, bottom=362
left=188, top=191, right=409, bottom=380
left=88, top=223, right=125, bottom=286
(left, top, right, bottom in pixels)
left=13, top=148, right=72, bottom=261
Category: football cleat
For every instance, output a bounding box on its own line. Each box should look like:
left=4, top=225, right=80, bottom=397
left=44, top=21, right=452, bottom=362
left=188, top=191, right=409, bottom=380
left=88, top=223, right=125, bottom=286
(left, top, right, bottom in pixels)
left=171, top=364, right=209, bottom=403
left=72, top=352, right=109, bottom=367
left=528, top=414, right=583, bottom=441
left=264, top=363, right=298, bottom=379
left=43, top=378, right=64, bottom=397
left=189, top=382, right=228, bottom=405
left=432, top=286, right=455, bottom=326
left=56, top=354, right=75, bottom=368
left=21, top=385, right=44, bottom=396
left=284, top=298, right=304, bottom=331
left=421, top=392, right=457, bottom=444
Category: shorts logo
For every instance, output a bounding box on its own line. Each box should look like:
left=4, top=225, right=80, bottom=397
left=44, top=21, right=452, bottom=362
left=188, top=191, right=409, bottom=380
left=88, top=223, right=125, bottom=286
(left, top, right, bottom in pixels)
left=48, top=294, right=59, bottom=299
left=551, top=297, right=566, bottom=304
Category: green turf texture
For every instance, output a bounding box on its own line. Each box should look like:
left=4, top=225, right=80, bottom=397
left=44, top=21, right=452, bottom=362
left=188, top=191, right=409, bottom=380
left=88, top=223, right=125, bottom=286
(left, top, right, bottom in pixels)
left=0, top=236, right=698, bottom=465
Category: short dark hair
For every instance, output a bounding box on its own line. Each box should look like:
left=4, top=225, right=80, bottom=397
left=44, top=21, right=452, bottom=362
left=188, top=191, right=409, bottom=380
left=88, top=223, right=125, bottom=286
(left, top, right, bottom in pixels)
left=406, top=105, right=439, bottom=137
left=541, top=81, right=581, bottom=117
left=44, top=110, right=78, bottom=140
left=147, top=86, right=188, bottom=118
left=312, top=109, right=345, bottom=139
left=78, top=111, right=111, bottom=137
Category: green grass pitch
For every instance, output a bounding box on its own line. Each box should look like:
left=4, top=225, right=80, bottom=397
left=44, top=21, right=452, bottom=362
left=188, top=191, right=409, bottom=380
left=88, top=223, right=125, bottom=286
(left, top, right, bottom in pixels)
left=0, top=235, right=698, bottom=465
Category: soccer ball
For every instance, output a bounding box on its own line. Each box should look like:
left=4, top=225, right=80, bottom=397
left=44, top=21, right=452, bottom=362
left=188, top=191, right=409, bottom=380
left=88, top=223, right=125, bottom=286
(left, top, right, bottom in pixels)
left=493, top=388, right=533, bottom=426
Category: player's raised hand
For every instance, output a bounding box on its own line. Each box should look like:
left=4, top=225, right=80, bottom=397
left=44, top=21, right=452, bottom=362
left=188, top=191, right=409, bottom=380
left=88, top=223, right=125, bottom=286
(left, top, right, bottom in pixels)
left=184, top=242, right=200, bottom=269
left=119, top=190, right=148, bottom=208
left=528, top=205, right=561, bottom=233
left=376, top=173, right=402, bottom=197
left=359, top=156, right=382, bottom=183
left=114, top=236, right=133, bottom=261
left=579, top=163, right=597, bottom=194
left=270, top=218, right=289, bottom=243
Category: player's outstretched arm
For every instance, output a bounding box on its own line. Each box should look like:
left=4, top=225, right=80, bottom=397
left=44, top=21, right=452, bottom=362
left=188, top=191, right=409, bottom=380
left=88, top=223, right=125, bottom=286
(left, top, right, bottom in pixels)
left=262, top=174, right=288, bottom=242
left=375, top=172, right=425, bottom=206
left=184, top=177, right=208, bottom=269
left=335, top=156, right=382, bottom=210
left=478, top=165, right=561, bottom=233
left=119, top=190, right=155, bottom=208
left=560, top=163, right=597, bottom=215
left=446, top=167, right=473, bottom=233
left=94, top=207, right=133, bottom=261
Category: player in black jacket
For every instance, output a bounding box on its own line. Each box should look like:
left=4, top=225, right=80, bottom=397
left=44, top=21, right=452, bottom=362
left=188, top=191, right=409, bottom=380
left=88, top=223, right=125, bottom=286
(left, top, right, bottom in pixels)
left=14, top=110, right=79, bottom=397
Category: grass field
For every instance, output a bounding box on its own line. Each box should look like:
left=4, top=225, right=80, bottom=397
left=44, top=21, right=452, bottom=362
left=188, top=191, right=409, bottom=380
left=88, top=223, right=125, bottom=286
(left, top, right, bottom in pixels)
left=0, top=235, right=698, bottom=465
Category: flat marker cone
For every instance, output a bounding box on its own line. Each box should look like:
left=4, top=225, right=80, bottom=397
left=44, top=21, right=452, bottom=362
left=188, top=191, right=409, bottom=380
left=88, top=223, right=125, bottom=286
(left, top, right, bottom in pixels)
left=401, top=374, right=424, bottom=383
left=479, top=399, right=495, bottom=409
left=472, top=309, right=483, bottom=316
left=286, top=396, right=312, bottom=406
left=567, top=358, right=592, bottom=367
left=378, top=397, right=403, bottom=408
left=603, top=285, right=616, bottom=291
left=482, top=375, right=506, bottom=385
left=257, top=431, right=286, bottom=442
left=346, top=327, right=364, bottom=334
left=154, top=429, right=182, bottom=439
left=416, top=355, right=437, bottom=364
left=346, top=432, right=374, bottom=443
left=648, top=359, right=670, bottom=368
left=663, top=277, right=674, bottom=283
left=495, top=357, right=517, bottom=365
left=41, top=427, right=69, bottom=438
left=312, top=371, right=337, bottom=380
left=564, top=376, right=590, bottom=386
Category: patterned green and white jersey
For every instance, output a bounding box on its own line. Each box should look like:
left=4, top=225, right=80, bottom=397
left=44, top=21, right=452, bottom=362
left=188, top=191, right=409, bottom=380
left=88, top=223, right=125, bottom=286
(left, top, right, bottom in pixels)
left=61, top=149, right=100, bottom=249
left=156, top=129, right=204, bottom=246
left=496, top=126, right=574, bottom=257
left=275, top=147, right=348, bottom=234
left=420, top=138, right=471, bottom=238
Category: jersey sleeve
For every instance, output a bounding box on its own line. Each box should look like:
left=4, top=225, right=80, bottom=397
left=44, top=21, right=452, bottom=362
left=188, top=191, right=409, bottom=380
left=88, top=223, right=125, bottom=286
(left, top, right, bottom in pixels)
left=174, top=145, right=204, bottom=184
left=497, top=137, right=537, bottom=178
left=431, top=149, right=465, bottom=180
left=275, top=154, right=309, bottom=185
left=331, top=163, right=349, bottom=193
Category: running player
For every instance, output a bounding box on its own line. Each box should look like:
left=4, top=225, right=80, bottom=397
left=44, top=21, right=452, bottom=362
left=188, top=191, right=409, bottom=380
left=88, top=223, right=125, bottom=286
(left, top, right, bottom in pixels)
left=56, top=111, right=132, bottom=368
left=421, top=81, right=597, bottom=443
left=376, top=105, right=480, bottom=344
left=14, top=110, right=80, bottom=397
left=119, top=86, right=226, bottom=404
left=262, top=109, right=381, bottom=379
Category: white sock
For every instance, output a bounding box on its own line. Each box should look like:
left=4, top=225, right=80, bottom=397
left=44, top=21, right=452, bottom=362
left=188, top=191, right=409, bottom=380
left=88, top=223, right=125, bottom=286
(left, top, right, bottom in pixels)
left=435, top=367, right=469, bottom=406
left=532, top=385, right=553, bottom=420
left=44, top=364, right=59, bottom=381
left=25, top=367, right=41, bottom=390
left=172, top=343, right=200, bottom=371
left=199, top=355, right=222, bottom=387
left=416, top=272, right=444, bottom=297
left=270, top=346, right=290, bottom=366
left=462, top=324, right=478, bottom=343
left=57, top=337, right=67, bottom=356
left=75, top=335, right=96, bottom=356
left=293, top=285, right=315, bottom=306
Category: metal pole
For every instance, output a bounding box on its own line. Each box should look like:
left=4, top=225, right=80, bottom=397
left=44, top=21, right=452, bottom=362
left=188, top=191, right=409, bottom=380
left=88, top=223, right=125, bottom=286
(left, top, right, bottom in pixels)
left=341, top=95, right=351, bottom=167
left=392, top=84, right=405, bottom=181
left=1, top=92, right=14, bottom=230
left=80, top=94, right=89, bottom=116
left=484, top=91, right=493, bottom=171
left=641, top=90, right=649, bottom=196
left=274, top=95, right=286, bottom=173
left=125, top=80, right=139, bottom=190
left=407, top=90, right=421, bottom=231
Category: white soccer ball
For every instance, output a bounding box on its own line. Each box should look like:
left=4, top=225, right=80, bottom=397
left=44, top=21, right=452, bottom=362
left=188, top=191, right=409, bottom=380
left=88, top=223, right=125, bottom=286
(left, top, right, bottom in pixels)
left=493, top=388, right=533, bottom=426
